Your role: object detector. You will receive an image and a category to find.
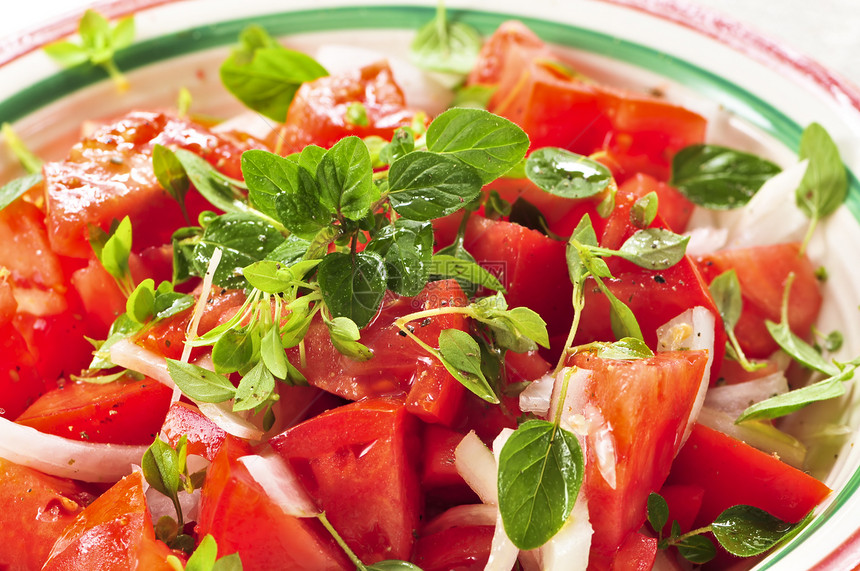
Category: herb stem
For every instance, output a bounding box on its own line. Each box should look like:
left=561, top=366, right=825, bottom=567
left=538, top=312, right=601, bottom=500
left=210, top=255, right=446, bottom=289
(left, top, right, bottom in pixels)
left=394, top=306, right=473, bottom=330
left=316, top=512, right=368, bottom=570
left=554, top=280, right=585, bottom=375
left=799, top=217, right=817, bottom=257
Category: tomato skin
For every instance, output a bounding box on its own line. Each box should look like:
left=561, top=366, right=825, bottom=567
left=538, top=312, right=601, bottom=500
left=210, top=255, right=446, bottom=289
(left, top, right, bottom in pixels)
left=160, top=401, right=227, bottom=461
left=196, top=436, right=350, bottom=571
left=0, top=278, right=44, bottom=419
left=696, top=243, right=822, bottom=359
left=567, top=350, right=709, bottom=564
left=656, top=484, right=705, bottom=535
left=412, top=525, right=494, bottom=571
left=16, top=375, right=173, bottom=445
left=0, top=457, right=96, bottom=570
left=609, top=532, right=658, bottom=571
left=272, top=61, right=419, bottom=155
left=421, top=424, right=474, bottom=504
left=270, top=398, right=422, bottom=564
left=665, top=424, right=831, bottom=527
left=42, top=471, right=174, bottom=571
left=44, top=111, right=250, bottom=259
left=291, top=280, right=469, bottom=426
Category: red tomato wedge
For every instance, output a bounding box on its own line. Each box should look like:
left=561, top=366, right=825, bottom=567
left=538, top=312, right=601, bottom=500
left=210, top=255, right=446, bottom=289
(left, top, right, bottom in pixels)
left=0, top=457, right=95, bottom=570
left=0, top=278, right=44, bottom=419
left=696, top=243, right=822, bottom=359
left=610, top=532, right=658, bottom=571
left=161, top=401, right=228, bottom=462
left=196, top=436, right=350, bottom=570
left=665, top=423, right=831, bottom=527
left=270, top=398, right=421, bottom=564
left=42, top=470, right=174, bottom=571
left=16, top=375, right=173, bottom=445
left=43, top=111, right=251, bottom=259
left=272, top=61, right=420, bottom=155
left=566, top=349, right=709, bottom=564
left=412, top=525, right=494, bottom=571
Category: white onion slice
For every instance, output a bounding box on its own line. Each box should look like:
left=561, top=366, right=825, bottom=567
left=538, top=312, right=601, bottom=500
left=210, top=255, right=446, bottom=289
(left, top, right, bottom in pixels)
left=181, top=247, right=222, bottom=365
left=697, top=407, right=807, bottom=468
left=704, top=372, right=789, bottom=418
left=146, top=486, right=202, bottom=523
left=535, top=494, right=592, bottom=571
left=656, top=306, right=716, bottom=447
left=0, top=418, right=146, bottom=482
left=485, top=428, right=519, bottom=571
left=239, top=451, right=318, bottom=517
left=422, top=503, right=498, bottom=536
left=518, top=371, right=555, bottom=418
left=454, top=430, right=498, bottom=505
left=683, top=226, right=728, bottom=257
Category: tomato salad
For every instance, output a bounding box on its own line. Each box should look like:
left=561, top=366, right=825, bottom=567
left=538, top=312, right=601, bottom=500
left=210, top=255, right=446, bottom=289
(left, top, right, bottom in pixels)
left=0, top=9, right=847, bottom=571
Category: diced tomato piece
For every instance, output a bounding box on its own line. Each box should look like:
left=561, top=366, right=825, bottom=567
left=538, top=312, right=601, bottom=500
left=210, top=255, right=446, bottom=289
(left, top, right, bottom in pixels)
left=42, top=471, right=175, bottom=571
left=412, top=525, right=494, bottom=571
left=0, top=279, right=44, bottom=419
left=270, top=398, right=421, bottom=564
left=714, top=356, right=782, bottom=385
left=0, top=457, right=96, bottom=570
left=616, top=173, right=695, bottom=234
left=696, top=243, right=822, bottom=359
left=566, top=350, right=709, bottom=564
left=16, top=375, right=172, bottom=445
left=421, top=424, right=474, bottom=504
left=0, top=198, right=65, bottom=290
left=12, top=308, right=94, bottom=389
left=291, top=280, right=469, bottom=425
left=467, top=20, right=550, bottom=86
left=44, top=111, right=251, bottom=259
left=609, top=532, right=658, bottom=571
left=272, top=61, right=419, bottom=155
left=657, top=483, right=705, bottom=535
left=160, top=401, right=227, bottom=461
left=196, top=436, right=350, bottom=570
left=665, top=423, right=831, bottom=527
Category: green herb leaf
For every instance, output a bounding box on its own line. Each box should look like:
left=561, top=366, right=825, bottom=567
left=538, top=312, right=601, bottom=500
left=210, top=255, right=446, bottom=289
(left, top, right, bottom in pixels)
left=167, top=359, right=237, bottom=403
left=796, top=122, right=848, bottom=220
left=173, top=148, right=246, bottom=214
left=596, top=337, right=654, bottom=360
left=630, top=192, right=658, bottom=228
left=430, top=254, right=505, bottom=292
left=260, top=325, right=290, bottom=379
left=736, top=373, right=849, bottom=423
left=317, top=136, right=377, bottom=220
left=126, top=279, right=156, bottom=324
left=211, top=328, right=256, bottom=374
left=615, top=228, right=688, bottom=270
left=525, top=147, right=612, bottom=199
left=438, top=329, right=498, bottom=403
left=220, top=25, right=328, bottom=122
left=326, top=316, right=374, bottom=361
left=451, top=84, right=497, bottom=109
left=141, top=437, right=181, bottom=500
left=498, top=419, right=585, bottom=550
left=234, top=360, right=276, bottom=411
left=242, top=149, right=302, bottom=221
left=379, top=127, right=416, bottom=165
left=426, top=108, right=530, bottom=184
left=317, top=251, right=387, bottom=328
left=647, top=492, right=669, bottom=535
left=711, top=505, right=795, bottom=557
left=409, top=3, right=482, bottom=75
left=670, top=144, right=782, bottom=209
left=366, top=561, right=424, bottom=571
left=90, top=216, right=133, bottom=294
left=677, top=535, right=716, bottom=564
left=709, top=269, right=743, bottom=330
left=765, top=319, right=841, bottom=377
left=0, top=172, right=43, bottom=212
left=1, top=123, right=43, bottom=174
left=153, top=144, right=190, bottom=216
left=365, top=219, right=434, bottom=297
left=387, top=151, right=483, bottom=220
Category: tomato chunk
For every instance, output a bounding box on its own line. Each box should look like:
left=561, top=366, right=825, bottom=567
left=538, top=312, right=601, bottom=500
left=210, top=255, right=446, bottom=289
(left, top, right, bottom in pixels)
left=0, top=457, right=95, bottom=570
left=270, top=398, right=421, bottom=564
left=196, top=436, right=350, bottom=570
left=42, top=471, right=174, bottom=570
left=412, top=525, right=494, bottom=571
left=16, top=375, right=172, bottom=445
left=567, top=350, right=709, bottom=564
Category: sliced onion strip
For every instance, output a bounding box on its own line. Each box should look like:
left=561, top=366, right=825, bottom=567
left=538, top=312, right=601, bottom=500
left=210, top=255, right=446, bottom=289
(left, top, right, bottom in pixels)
left=239, top=451, right=318, bottom=517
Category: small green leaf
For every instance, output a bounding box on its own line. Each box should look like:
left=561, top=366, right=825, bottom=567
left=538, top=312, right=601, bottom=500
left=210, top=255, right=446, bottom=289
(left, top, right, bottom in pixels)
left=234, top=360, right=276, bottom=411
left=765, top=320, right=841, bottom=377
left=426, top=108, right=530, bottom=184
left=220, top=25, right=328, bottom=122
left=365, top=219, right=434, bottom=297
left=438, top=329, right=498, bottom=403
left=498, top=420, right=585, bottom=550
left=326, top=316, right=374, bottom=361
left=796, top=122, right=848, bottom=220
left=167, top=359, right=237, bottom=403
left=0, top=172, right=43, bottom=212
left=184, top=534, right=218, bottom=571
left=710, top=269, right=743, bottom=330
left=451, top=84, right=497, bottom=109
left=126, top=279, right=156, bottom=324
left=172, top=226, right=203, bottom=284
left=647, top=492, right=669, bottom=534
left=387, top=151, right=483, bottom=220
left=317, top=251, right=388, bottom=328
left=711, top=505, right=795, bottom=557
left=94, top=216, right=133, bottom=289
left=316, top=136, right=377, bottom=220
left=1, top=123, right=43, bottom=175
left=409, top=3, right=482, bottom=75
left=141, top=438, right=181, bottom=499
left=241, top=149, right=301, bottom=221
left=367, top=561, right=424, bottom=571
left=430, top=254, right=505, bottom=292
left=380, top=127, right=416, bottom=165
left=677, top=535, right=716, bottom=564
left=736, top=373, right=849, bottom=423
left=174, top=148, right=246, bottom=214
left=43, top=41, right=90, bottom=67
left=596, top=337, right=654, bottom=360
left=153, top=144, right=190, bottom=214
left=525, top=147, right=612, bottom=199
left=614, top=228, right=688, bottom=270
left=630, top=191, right=658, bottom=228
left=260, top=325, right=290, bottom=379
left=670, top=144, right=782, bottom=209
left=212, top=328, right=256, bottom=374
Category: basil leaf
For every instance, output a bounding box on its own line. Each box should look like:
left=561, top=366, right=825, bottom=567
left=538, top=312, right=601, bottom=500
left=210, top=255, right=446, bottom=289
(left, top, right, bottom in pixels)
left=437, top=329, right=498, bottom=404
left=0, top=172, right=43, bottom=212
left=172, top=226, right=203, bottom=284
left=765, top=320, right=841, bottom=376
left=566, top=215, right=599, bottom=285
left=317, top=251, right=387, bottom=328
left=242, top=149, right=301, bottom=220
left=379, top=127, right=415, bottom=164
left=426, top=108, right=530, bottom=183
left=153, top=143, right=190, bottom=214
left=525, top=147, right=612, bottom=198
left=316, top=136, right=377, bottom=220
left=736, top=374, right=849, bottom=423
left=212, top=553, right=243, bottom=571
left=234, top=360, right=276, bottom=411
left=615, top=228, right=688, bottom=270
left=677, top=535, right=716, bottom=564
left=508, top=197, right=556, bottom=238
left=94, top=216, right=133, bottom=286
left=670, top=144, right=781, bottom=209
left=367, top=561, right=423, bottom=571
left=220, top=25, right=328, bottom=122
left=260, top=325, right=290, bottom=380
left=126, top=279, right=156, bottom=324
left=266, top=234, right=312, bottom=266
left=709, top=269, right=743, bottom=330
left=211, top=328, right=255, bottom=374
left=498, top=420, right=585, bottom=550
left=387, top=151, right=483, bottom=220
left=647, top=492, right=669, bottom=535
left=451, top=84, right=496, bottom=109
left=185, top=534, right=218, bottom=571
left=167, top=359, right=237, bottom=403
left=193, top=212, right=285, bottom=289
left=141, top=438, right=181, bottom=499
left=173, top=148, right=246, bottom=214
left=596, top=337, right=654, bottom=360
left=365, top=219, right=434, bottom=297
left=711, top=505, right=795, bottom=557
left=631, top=191, right=658, bottom=228
left=796, top=122, right=848, bottom=220
left=409, top=3, right=482, bottom=75
left=326, top=316, right=374, bottom=361
left=430, top=254, right=505, bottom=293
